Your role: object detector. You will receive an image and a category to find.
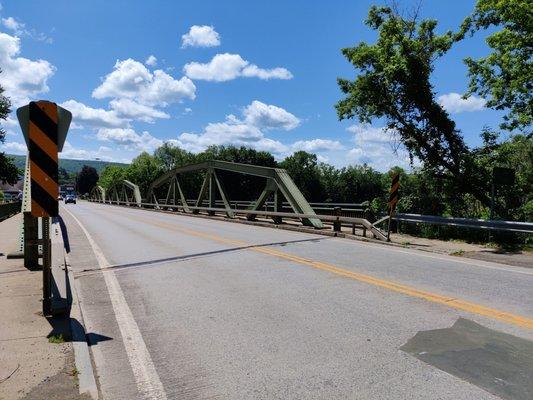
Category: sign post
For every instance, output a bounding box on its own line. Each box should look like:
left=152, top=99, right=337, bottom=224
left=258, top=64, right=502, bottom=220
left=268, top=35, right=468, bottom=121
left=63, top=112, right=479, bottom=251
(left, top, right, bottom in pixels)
left=17, top=100, right=71, bottom=315
left=387, top=172, right=400, bottom=241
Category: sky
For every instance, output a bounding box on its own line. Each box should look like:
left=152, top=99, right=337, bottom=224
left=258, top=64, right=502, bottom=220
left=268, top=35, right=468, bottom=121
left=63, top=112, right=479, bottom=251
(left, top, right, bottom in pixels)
left=0, top=0, right=505, bottom=171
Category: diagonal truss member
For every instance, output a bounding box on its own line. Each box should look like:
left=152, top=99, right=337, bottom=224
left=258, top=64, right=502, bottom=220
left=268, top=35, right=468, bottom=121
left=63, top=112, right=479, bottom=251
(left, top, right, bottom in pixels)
left=104, top=180, right=142, bottom=207
left=146, top=160, right=323, bottom=228
left=89, top=185, right=106, bottom=202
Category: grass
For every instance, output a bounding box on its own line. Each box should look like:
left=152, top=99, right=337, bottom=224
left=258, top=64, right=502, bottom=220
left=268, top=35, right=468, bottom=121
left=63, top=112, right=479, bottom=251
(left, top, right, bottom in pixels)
left=401, top=241, right=411, bottom=247
left=68, top=368, right=79, bottom=377
left=48, top=334, right=66, bottom=344
left=450, top=249, right=465, bottom=257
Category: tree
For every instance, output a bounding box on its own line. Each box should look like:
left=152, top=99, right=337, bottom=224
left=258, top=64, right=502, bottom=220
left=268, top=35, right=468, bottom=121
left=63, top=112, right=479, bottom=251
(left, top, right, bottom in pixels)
left=336, top=6, right=467, bottom=176
left=461, top=0, right=532, bottom=132
left=98, top=165, right=126, bottom=189
left=0, top=70, right=19, bottom=185
left=153, top=143, right=195, bottom=172
left=124, top=152, right=162, bottom=195
left=76, top=165, right=99, bottom=195
left=335, top=5, right=494, bottom=208
left=279, top=151, right=324, bottom=201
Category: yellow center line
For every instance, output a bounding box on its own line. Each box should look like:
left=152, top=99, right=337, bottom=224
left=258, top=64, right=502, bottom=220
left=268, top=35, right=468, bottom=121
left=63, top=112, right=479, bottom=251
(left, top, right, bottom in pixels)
left=105, top=205, right=533, bottom=330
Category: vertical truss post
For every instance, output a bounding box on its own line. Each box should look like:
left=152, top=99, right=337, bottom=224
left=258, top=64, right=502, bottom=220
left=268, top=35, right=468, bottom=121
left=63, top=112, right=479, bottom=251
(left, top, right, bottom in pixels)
left=165, top=179, right=173, bottom=206
left=194, top=171, right=210, bottom=214
left=208, top=169, right=216, bottom=216
left=212, top=170, right=234, bottom=218
left=273, top=189, right=282, bottom=224
left=247, top=179, right=276, bottom=221
left=175, top=177, right=190, bottom=213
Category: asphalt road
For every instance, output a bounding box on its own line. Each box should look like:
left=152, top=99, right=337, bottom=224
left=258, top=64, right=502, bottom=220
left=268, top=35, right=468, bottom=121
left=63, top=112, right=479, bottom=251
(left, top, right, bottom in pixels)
left=59, top=201, right=533, bottom=400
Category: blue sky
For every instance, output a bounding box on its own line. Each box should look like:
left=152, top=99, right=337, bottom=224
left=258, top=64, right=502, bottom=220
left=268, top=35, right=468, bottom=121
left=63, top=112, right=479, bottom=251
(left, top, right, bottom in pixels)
left=0, top=0, right=504, bottom=170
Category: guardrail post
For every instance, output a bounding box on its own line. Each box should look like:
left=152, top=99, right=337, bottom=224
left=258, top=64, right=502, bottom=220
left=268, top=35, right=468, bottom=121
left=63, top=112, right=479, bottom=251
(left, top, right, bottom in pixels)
left=42, top=217, right=52, bottom=315
left=333, top=207, right=341, bottom=232
left=23, top=212, right=39, bottom=270
left=273, top=189, right=282, bottom=224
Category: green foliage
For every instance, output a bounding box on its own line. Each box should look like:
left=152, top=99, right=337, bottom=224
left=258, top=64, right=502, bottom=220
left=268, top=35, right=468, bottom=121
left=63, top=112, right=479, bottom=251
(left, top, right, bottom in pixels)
left=76, top=165, right=99, bottom=195
left=98, top=165, right=126, bottom=189
left=336, top=6, right=467, bottom=177
left=124, top=152, right=163, bottom=195
left=279, top=151, right=325, bottom=201
left=153, top=142, right=195, bottom=172
left=0, top=70, right=19, bottom=185
left=461, top=0, right=533, bottom=132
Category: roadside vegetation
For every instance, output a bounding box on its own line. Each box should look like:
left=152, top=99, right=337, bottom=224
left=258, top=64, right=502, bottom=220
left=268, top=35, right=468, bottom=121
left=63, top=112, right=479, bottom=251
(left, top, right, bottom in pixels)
left=94, top=1, right=531, bottom=248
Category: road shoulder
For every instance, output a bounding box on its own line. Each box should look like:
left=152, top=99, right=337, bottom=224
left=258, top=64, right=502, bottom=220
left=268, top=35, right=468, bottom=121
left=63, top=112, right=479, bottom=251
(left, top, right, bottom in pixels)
left=0, top=213, right=92, bottom=400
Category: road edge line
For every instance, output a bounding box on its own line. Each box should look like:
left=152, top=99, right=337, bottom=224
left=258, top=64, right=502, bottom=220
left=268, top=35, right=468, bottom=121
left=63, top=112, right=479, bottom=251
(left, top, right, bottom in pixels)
left=61, top=206, right=168, bottom=400
left=53, top=217, right=99, bottom=399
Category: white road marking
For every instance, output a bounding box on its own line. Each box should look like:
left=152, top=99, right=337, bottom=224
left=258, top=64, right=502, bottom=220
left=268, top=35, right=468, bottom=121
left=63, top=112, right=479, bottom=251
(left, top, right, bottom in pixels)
left=62, top=206, right=167, bottom=400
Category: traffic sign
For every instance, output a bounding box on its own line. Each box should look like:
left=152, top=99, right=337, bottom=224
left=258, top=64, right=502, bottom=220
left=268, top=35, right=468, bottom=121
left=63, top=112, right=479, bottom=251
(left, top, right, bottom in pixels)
left=17, top=101, right=72, bottom=217
left=388, top=172, right=400, bottom=214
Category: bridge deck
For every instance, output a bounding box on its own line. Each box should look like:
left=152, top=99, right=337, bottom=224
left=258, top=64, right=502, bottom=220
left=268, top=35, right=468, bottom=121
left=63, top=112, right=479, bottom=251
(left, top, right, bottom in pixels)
left=59, top=201, right=533, bottom=400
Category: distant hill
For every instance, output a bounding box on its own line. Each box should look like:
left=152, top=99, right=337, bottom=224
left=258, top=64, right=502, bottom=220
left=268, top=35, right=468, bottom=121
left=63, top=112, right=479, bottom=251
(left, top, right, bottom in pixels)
left=7, top=154, right=128, bottom=175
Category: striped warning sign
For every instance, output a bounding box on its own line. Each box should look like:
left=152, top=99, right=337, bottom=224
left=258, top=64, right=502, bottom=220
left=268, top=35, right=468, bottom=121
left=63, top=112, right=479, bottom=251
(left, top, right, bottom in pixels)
left=388, top=172, right=400, bottom=214
left=29, top=101, right=58, bottom=217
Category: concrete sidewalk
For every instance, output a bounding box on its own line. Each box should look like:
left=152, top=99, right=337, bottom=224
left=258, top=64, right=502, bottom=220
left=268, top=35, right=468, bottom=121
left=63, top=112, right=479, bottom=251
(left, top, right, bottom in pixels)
left=0, top=213, right=90, bottom=400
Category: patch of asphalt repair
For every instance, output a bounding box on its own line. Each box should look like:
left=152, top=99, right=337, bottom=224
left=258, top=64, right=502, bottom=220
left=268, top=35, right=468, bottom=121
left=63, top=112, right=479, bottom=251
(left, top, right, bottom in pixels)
left=401, top=318, right=533, bottom=400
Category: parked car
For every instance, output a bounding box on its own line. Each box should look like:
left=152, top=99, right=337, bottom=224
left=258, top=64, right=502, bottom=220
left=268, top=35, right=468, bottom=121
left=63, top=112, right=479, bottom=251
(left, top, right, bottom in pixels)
left=65, top=194, right=76, bottom=204
left=58, top=195, right=63, bottom=201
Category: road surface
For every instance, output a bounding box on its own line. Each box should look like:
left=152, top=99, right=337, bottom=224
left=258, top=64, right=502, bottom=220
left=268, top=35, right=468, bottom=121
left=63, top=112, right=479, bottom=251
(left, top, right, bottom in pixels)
left=59, top=201, right=533, bottom=400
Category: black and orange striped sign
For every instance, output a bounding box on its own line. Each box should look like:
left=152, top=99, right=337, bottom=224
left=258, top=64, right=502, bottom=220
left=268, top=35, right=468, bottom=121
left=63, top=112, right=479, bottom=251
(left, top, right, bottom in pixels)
left=388, top=172, right=400, bottom=214
left=29, top=101, right=59, bottom=217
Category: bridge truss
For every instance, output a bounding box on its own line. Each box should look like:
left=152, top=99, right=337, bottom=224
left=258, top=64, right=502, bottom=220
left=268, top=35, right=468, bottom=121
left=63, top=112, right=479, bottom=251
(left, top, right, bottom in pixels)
left=146, top=160, right=323, bottom=228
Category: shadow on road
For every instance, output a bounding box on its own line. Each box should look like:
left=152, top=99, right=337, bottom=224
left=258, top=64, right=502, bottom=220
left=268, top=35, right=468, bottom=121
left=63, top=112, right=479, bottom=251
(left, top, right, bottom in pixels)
left=75, top=237, right=328, bottom=276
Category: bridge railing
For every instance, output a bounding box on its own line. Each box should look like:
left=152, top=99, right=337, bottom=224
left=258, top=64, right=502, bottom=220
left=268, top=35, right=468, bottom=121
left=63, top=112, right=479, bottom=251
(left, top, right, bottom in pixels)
left=0, top=201, right=21, bottom=222
left=90, top=198, right=533, bottom=236
left=92, top=199, right=388, bottom=241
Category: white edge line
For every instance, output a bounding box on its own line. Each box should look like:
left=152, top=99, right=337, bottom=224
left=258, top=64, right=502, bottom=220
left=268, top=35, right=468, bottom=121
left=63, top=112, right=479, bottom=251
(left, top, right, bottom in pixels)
left=61, top=206, right=167, bottom=400
left=53, top=218, right=99, bottom=399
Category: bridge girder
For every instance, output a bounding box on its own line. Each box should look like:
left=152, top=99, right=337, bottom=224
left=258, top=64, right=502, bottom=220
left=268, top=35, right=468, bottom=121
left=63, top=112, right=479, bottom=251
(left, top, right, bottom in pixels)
left=146, top=160, right=323, bottom=228
left=89, top=185, right=106, bottom=202
left=105, top=179, right=142, bottom=207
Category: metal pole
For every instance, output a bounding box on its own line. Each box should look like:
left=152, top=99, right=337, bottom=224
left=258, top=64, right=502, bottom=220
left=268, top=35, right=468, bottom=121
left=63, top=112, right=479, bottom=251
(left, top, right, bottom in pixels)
left=42, top=217, right=52, bottom=315
left=23, top=212, right=39, bottom=269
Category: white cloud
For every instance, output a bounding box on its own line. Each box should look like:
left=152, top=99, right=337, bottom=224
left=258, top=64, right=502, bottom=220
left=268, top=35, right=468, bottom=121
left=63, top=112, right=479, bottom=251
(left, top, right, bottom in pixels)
left=92, top=58, right=196, bottom=106
left=291, top=139, right=344, bottom=152
left=183, top=53, right=292, bottom=82
left=438, top=92, right=486, bottom=113
left=241, top=64, right=293, bottom=80
left=181, top=25, right=220, bottom=48
left=0, top=32, right=55, bottom=107
left=1, top=141, right=27, bottom=154
left=96, top=128, right=162, bottom=152
left=145, top=55, right=157, bottom=66
left=173, top=100, right=300, bottom=154
left=109, top=98, right=169, bottom=123
left=60, top=99, right=126, bottom=128
left=2, top=17, right=24, bottom=35
left=1, top=16, right=52, bottom=43
left=243, top=100, right=300, bottom=130
left=346, top=124, right=414, bottom=170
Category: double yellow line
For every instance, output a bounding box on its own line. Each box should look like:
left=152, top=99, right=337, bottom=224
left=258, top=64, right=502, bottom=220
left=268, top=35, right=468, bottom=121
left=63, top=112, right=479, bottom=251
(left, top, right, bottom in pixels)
left=108, top=206, right=533, bottom=330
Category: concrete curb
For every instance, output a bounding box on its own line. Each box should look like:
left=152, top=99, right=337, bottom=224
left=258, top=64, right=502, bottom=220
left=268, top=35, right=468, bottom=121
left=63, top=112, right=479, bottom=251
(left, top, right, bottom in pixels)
left=55, top=218, right=99, bottom=399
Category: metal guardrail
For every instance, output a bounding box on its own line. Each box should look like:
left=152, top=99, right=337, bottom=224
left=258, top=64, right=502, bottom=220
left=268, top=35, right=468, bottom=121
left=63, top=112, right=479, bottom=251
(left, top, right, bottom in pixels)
left=0, top=201, right=22, bottom=222
left=395, top=213, right=533, bottom=234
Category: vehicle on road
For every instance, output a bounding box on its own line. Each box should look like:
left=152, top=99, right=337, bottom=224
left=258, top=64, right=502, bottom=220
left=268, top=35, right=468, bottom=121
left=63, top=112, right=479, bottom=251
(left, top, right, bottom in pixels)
left=58, top=195, right=63, bottom=201
left=64, top=194, right=76, bottom=204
